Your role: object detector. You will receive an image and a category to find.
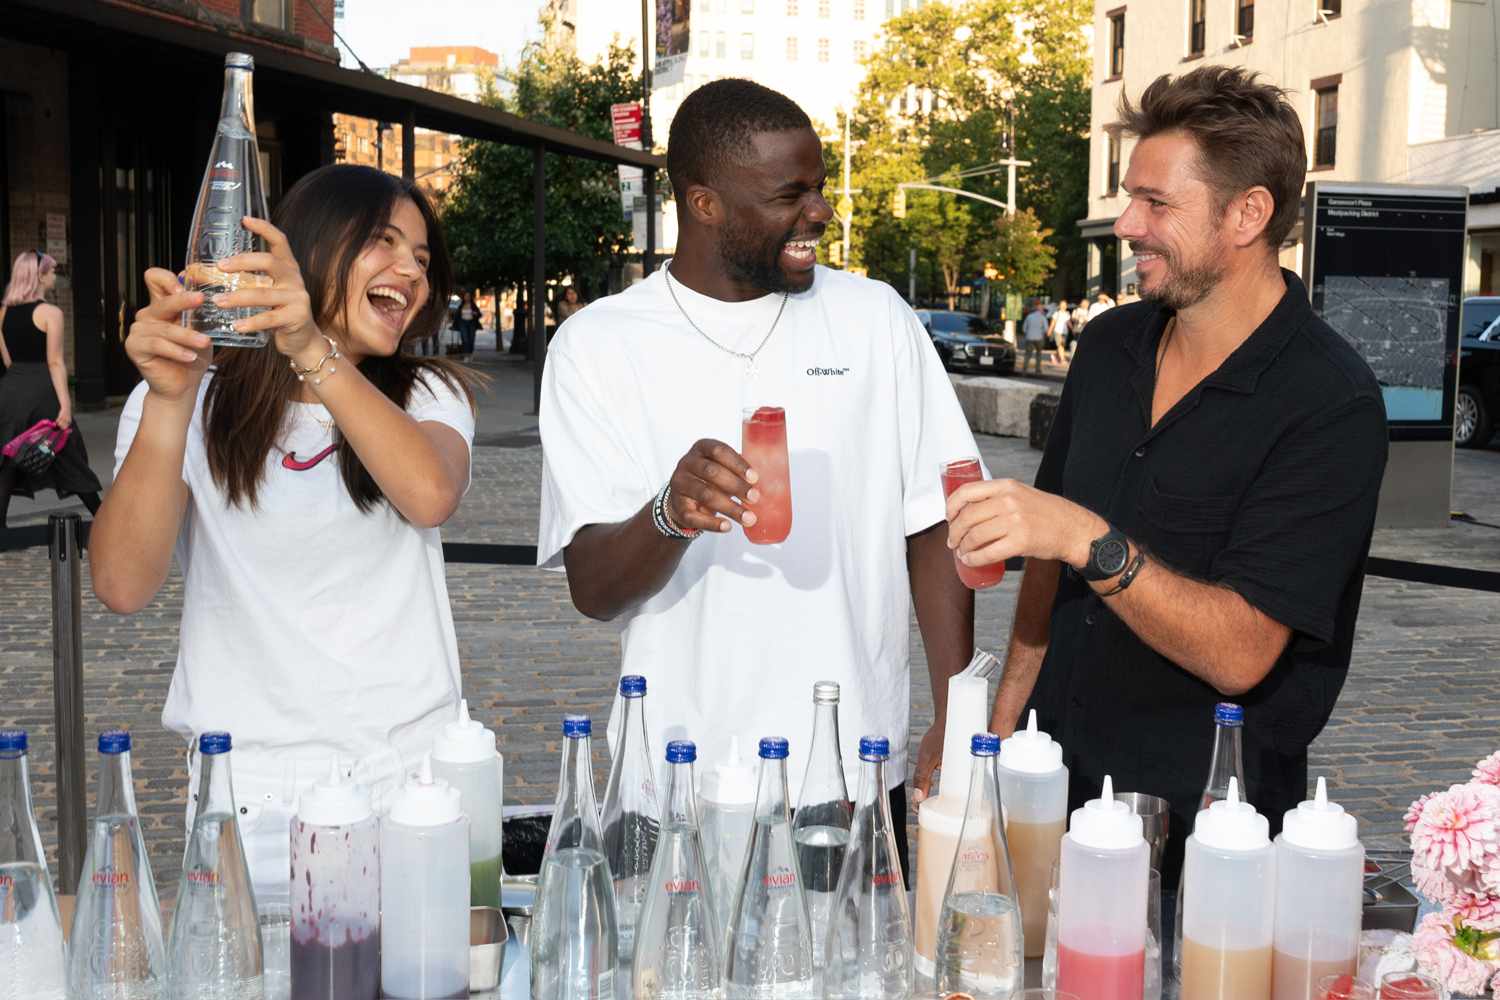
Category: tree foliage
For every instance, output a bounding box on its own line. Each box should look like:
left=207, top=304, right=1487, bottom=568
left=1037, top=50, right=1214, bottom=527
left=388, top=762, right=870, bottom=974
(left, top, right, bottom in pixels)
left=837, top=0, right=1091, bottom=302
left=981, top=208, right=1057, bottom=297
left=441, top=43, right=640, bottom=299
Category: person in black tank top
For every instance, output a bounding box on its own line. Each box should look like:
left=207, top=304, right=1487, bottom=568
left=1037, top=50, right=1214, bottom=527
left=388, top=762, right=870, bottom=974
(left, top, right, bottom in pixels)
left=0, top=250, right=103, bottom=526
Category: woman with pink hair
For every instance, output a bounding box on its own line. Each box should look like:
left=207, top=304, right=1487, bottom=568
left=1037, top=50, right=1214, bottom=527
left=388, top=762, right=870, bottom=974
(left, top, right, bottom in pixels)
left=0, top=250, right=103, bottom=526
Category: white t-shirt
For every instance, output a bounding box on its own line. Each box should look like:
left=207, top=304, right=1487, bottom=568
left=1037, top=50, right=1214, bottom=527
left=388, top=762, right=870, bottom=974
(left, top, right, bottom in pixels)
left=537, top=265, right=980, bottom=788
left=114, top=369, right=475, bottom=768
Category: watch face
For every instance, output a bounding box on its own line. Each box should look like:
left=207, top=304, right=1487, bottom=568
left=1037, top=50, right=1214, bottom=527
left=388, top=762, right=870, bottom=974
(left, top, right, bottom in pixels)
left=1096, top=538, right=1130, bottom=576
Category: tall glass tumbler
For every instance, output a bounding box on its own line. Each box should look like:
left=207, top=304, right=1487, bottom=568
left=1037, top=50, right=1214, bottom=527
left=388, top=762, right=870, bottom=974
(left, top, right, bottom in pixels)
left=741, top=407, right=792, bottom=544
left=941, top=458, right=1007, bottom=589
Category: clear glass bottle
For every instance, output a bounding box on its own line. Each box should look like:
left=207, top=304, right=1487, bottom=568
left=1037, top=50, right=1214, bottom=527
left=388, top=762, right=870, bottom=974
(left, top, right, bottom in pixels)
left=935, top=732, right=1024, bottom=999
left=183, top=51, right=271, bottom=348
left=790, top=680, right=852, bottom=972
left=725, top=736, right=815, bottom=999
left=0, top=728, right=68, bottom=1000
left=69, top=729, right=167, bottom=999
left=600, top=674, right=660, bottom=976
left=532, top=715, right=618, bottom=1000
left=823, top=736, right=912, bottom=999
left=166, top=731, right=264, bottom=999
left=633, top=741, right=723, bottom=999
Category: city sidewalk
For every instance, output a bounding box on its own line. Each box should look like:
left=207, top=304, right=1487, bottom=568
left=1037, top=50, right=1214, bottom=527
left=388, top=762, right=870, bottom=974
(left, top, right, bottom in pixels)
left=2, top=342, right=1498, bottom=898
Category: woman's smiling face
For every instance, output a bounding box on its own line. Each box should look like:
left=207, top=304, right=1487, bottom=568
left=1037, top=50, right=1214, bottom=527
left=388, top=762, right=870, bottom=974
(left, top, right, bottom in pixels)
left=335, top=196, right=431, bottom=362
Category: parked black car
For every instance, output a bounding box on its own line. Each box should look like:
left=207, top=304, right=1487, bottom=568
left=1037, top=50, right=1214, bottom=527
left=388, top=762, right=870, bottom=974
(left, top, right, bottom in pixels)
left=914, top=309, right=1017, bottom=374
left=1457, top=296, right=1500, bottom=448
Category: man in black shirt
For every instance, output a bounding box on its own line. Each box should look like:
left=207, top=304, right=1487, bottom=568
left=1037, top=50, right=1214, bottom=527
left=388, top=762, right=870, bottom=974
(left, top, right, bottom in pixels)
left=945, top=66, right=1388, bottom=880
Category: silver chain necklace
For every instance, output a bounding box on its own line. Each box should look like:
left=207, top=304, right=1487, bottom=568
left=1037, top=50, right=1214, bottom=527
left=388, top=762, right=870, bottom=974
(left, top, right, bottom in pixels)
left=664, top=260, right=789, bottom=376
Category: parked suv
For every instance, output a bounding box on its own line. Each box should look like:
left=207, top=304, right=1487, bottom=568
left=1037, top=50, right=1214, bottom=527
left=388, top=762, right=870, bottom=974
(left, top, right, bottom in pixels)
left=1457, top=296, right=1500, bottom=447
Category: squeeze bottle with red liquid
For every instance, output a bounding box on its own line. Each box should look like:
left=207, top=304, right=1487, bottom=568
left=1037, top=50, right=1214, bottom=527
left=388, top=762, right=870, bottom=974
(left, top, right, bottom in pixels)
left=1057, top=775, right=1149, bottom=1000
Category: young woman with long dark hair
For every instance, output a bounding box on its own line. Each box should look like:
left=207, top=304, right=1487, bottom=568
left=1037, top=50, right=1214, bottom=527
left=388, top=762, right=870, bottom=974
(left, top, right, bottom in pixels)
left=89, top=165, right=480, bottom=903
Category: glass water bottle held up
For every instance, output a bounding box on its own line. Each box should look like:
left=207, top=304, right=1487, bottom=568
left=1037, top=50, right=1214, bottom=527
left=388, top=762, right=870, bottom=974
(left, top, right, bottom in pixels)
left=69, top=729, right=167, bottom=999
left=725, top=736, right=815, bottom=999
left=633, top=741, right=723, bottom=999
left=823, top=736, right=912, bottom=1000
left=166, top=731, right=265, bottom=999
left=0, top=728, right=69, bottom=1000
left=791, top=680, right=852, bottom=972
left=935, top=733, right=1025, bottom=1000
left=600, top=675, right=661, bottom=976
left=184, top=51, right=271, bottom=348
left=532, top=715, right=618, bottom=1000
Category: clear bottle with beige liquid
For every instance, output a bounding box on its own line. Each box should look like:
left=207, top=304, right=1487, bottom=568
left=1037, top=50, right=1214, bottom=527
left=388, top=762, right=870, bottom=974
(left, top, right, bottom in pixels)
left=997, top=709, right=1068, bottom=960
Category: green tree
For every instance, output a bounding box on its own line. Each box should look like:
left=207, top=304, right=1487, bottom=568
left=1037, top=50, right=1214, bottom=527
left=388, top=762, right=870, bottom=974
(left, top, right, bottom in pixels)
left=840, top=0, right=1090, bottom=301
left=442, top=42, right=640, bottom=312
left=980, top=208, right=1057, bottom=298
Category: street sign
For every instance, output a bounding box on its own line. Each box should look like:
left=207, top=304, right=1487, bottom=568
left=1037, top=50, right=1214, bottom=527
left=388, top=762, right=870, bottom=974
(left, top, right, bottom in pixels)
left=610, top=102, right=643, bottom=147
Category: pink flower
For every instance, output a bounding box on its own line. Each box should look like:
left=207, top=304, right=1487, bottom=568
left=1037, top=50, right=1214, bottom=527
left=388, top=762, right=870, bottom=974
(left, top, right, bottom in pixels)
left=1413, top=912, right=1498, bottom=994
left=1475, top=751, right=1500, bottom=787
left=1407, top=792, right=1435, bottom=834
left=1411, top=783, right=1500, bottom=878
left=1412, top=853, right=1464, bottom=906
left=1450, top=892, right=1500, bottom=933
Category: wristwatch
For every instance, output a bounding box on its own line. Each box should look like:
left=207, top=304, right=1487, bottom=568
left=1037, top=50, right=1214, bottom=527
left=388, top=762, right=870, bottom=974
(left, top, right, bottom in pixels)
left=1082, top=526, right=1132, bottom=582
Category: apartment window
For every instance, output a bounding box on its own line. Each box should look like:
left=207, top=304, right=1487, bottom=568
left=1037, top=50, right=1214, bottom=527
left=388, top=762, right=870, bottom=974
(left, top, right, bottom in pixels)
left=1107, top=130, right=1121, bottom=194
left=1313, top=78, right=1339, bottom=167
left=247, top=0, right=289, bottom=29
left=854, top=39, right=867, bottom=60
left=818, top=38, right=830, bottom=62
left=741, top=33, right=755, bottom=59
left=1237, top=0, right=1254, bottom=39
left=1107, top=9, right=1125, bottom=78
left=1188, top=0, right=1205, bottom=55
left=698, top=29, right=711, bottom=57
left=818, top=0, right=831, bottom=15
left=854, top=0, right=866, bottom=17
left=1319, top=0, right=1341, bottom=17
left=787, top=0, right=798, bottom=13
left=787, top=36, right=799, bottom=60
left=716, top=32, right=727, bottom=58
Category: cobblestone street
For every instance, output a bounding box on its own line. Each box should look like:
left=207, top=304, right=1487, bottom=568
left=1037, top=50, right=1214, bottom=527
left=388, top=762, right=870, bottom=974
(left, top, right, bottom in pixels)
left=3, top=350, right=1499, bottom=898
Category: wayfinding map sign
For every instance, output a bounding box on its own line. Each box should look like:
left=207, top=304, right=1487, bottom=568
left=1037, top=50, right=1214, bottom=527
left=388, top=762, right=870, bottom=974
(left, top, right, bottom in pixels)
left=1303, top=182, right=1468, bottom=527
left=1304, top=182, right=1467, bottom=439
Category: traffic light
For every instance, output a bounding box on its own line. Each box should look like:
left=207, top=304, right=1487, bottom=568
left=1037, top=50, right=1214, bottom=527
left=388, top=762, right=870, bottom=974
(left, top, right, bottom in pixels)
left=892, top=188, right=907, bottom=219
left=830, top=241, right=844, bottom=266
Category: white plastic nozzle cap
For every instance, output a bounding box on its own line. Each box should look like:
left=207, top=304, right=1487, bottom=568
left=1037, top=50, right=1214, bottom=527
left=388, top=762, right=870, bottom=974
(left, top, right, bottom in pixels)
left=387, top=754, right=463, bottom=827
left=1282, top=776, right=1359, bottom=851
left=431, top=699, right=497, bottom=765
left=1193, top=777, right=1271, bottom=851
left=998, top=710, right=1065, bottom=775
left=296, top=759, right=373, bottom=828
left=699, top=735, right=758, bottom=806
left=1068, top=775, right=1144, bottom=850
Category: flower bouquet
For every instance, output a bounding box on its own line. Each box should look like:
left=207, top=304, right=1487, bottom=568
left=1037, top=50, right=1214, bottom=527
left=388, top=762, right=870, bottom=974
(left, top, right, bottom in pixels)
left=1406, top=752, right=1500, bottom=995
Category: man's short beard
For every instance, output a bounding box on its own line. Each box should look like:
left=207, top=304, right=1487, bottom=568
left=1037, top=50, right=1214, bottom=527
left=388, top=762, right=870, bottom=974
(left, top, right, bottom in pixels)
left=717, top=215, right=801, bottom=294
left=1140, top=246, right=1228, bottom=311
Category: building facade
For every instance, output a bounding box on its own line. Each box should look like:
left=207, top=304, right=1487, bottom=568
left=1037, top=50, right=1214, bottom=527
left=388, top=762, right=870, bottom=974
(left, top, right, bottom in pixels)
left=1079, top=0, right=1500, bottom=298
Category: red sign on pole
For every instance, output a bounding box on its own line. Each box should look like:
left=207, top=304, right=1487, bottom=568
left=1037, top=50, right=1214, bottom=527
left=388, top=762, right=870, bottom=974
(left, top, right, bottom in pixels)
left=611, top=102, right=643, bottom=146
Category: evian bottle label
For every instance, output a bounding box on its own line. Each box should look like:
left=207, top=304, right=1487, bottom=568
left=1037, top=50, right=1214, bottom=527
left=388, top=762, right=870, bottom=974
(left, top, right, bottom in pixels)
left=762, top=867, right=797, bottom=890
left=91, top=867, right=132, bottom=889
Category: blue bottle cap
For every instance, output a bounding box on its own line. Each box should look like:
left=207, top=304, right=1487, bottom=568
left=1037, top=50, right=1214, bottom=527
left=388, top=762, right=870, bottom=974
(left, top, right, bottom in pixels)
left=970, top=732, right=1001, bottom=756
left=562, top=714, right=592, bottom=739
left=619, top=675, right=647, bottom=698
left=198, top=731, right=232, bottom=755
left=99, top=730, right=131, bottom=755
left=666, top=740, right=696, bottom=764
left=758, top=737, right=789, bottom=760
left=0, top=729, right=28, bottom=753
left=859, top=735, right=890, bottom=761
left=1215, top=702, right=1245, bottom=727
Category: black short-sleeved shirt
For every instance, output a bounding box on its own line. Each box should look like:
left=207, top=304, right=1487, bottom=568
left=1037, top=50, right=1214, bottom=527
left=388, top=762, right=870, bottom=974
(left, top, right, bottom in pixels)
left=1030, top=269, right=1388, bottom=884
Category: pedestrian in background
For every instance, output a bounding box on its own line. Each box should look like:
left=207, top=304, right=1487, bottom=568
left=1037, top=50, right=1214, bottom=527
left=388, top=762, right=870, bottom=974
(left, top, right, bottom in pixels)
left=0, top=250, right=103, bottom=526
left=556, top=285, right=585, bottom=323
left=1049, top=297, right=1073, bottom=365
left=1021, top=297, right=1048, bottom=374
left=1086, top=290, right=1115, bottom=324
left=457, top=290, right=480, bottom=358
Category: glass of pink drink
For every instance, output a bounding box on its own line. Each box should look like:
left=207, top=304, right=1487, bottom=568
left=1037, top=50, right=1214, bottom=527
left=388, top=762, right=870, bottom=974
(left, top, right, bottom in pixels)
left=1378, top=973, right=1445, bottom=1000
left=742, top=407, right=792, bottom=544
left=1318, top=974, right=1376, bottom=1000
left=941, top=458, right=1007, bottom=589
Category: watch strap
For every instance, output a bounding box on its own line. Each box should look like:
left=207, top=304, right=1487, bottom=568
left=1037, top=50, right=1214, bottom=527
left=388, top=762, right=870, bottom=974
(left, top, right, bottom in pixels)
left=1100, top=548, right=1147, bottom=597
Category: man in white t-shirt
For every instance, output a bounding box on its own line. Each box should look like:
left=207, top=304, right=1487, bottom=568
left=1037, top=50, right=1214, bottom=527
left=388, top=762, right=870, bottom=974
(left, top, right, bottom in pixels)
left=537, top=79, right=981, bottom=868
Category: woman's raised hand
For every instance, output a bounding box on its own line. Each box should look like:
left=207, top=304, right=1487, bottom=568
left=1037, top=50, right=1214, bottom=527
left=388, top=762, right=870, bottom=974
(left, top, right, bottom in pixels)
left=214, top=216, right=325, bottom=367
left=126, top=269, right=213, bottom=404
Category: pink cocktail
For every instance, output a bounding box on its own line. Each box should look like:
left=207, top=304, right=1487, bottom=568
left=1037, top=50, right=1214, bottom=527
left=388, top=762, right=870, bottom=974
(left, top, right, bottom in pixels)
left=940, top=457, right=1006, bottom=589
left=742, top=406, right=792, bottom=544
left=1057, top=942, right=1145, bottom=1000
left=1378, top=973, right=1443, bottom=1000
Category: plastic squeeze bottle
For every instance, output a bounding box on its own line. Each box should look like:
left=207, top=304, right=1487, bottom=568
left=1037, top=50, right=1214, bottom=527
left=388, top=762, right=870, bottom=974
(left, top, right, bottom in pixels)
left=913, top=672, right=989, bottom=979
left=430, top=698, right=504, bottom=908
left=1180, top=777, right=1276, bottom=1000
left=997, top=709, right=1068, bottom=959
left=380, top=758, right=469, bottom=1000
left=698, top=734, right=759, bottom=943
left=1271, top=777, right=1364, bottom=1000
left=1057, top=775, right=1150, bottom=1000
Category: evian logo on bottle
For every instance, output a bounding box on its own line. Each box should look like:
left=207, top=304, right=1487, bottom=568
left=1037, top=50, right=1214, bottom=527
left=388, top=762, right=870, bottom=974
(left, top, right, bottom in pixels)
left=664, top=878, right=701, bottom=895
left=91, top=868, right=131, bottom=889
left=186, top=868, right=221, bottom=887
left=209, top=161, right=242, bottom=193
left=871, top=872, right=901, bottom=888
left=762, top=867, right=797, bottom=890
left=959, top=847, right=991, bottom=867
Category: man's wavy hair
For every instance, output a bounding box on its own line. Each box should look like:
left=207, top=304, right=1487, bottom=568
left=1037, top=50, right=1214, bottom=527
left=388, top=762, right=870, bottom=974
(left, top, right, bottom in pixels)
left=1116, top=65, right=1307, bottom=249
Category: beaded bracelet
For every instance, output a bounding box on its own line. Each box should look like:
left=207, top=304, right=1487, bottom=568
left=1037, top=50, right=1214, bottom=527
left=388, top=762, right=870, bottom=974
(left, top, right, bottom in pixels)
left=651, top=483, right=700, bottom=540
